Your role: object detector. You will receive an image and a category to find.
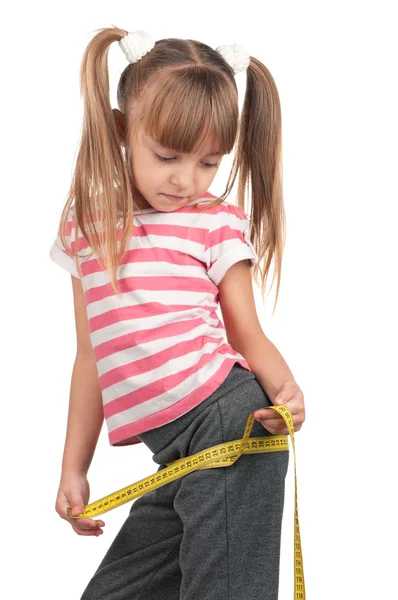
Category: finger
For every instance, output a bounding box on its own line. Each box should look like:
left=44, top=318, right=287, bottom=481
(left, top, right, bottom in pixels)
left=253, top=400, right=299, bottom=420
left=72, top=520, right=105, bottom=533
left=253, top=410, right=281, bottom=420
left=255, top=413, right=302, bottom=430
left=260, top=423, right=289, bottom=434
left=260, top=420, right=303, bottom=434
left=75, top=518, right=106, bottom=529
left=257, top=414, right=301, bottom=430
left=73, top=526, right=104, bottom=536
left=66, top=516, right=105, bottom=531
left=253, top=408, right=291, bottom=420
left=67, top=499, right=86, bottom=518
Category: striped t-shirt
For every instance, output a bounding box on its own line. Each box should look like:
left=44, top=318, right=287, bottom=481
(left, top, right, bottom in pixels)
left=49, top=191, right=259, bottom=446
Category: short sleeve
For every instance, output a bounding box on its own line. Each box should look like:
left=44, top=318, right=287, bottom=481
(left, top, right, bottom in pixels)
left=204, top=204, right=259, bottom=285
left=49, top=204, right=81, bottom=279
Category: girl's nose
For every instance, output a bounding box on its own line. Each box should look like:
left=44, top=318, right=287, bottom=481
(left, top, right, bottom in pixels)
left=170, top=166, right=195, bottom=189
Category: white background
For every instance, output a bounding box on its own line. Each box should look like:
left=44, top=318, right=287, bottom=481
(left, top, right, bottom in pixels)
left=2, top=1, right=397, bottom=598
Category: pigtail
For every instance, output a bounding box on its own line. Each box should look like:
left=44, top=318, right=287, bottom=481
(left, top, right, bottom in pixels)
left=59, top=25, right=138, bottom=297
left=235, top=56, right=286, bottom=315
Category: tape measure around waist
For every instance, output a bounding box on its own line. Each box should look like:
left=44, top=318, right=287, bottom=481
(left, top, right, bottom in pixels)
left=67, top=405, right=305, bottom=599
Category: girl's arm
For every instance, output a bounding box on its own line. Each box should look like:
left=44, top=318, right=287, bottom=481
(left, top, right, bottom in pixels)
left=236, top=334, right=297, bottom=403
left=61, top=354, right=104, bottom=476
left=61, top=276, right=104, bottom=476
left=218, top=261, right=297, bottom=403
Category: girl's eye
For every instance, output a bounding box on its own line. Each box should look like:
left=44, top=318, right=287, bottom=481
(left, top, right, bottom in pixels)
left=154, top=153, right=218, bottom=168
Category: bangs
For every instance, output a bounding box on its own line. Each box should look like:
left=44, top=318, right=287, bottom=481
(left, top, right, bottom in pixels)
left=131, top=67, right=238, bottom=156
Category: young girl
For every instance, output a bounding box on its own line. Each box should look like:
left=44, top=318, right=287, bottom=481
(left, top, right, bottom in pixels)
left=50, top=26, right=305, bottom=600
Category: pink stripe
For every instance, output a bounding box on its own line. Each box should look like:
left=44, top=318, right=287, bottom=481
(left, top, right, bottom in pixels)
left=94, top=315, right=207, bottom=362
left=68, top=204, right=213, bottom=252
left=80, top=245, right=206, bottom=279
left=85, top=269, right=216, bottom=305
left=104, top=343, right=246, bottom=417
left=108, top=357, right=251, bottom=446
left=88, top=302, right=217, bottom=334
left=207, top=223, right=244, bottom=248
left=131, top=222, right=208, bottom=243
left=100, top=333, right=224, bottom=391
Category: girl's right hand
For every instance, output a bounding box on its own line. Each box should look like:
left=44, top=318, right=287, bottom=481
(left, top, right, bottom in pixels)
left=55, top=471, right=105, bottom=536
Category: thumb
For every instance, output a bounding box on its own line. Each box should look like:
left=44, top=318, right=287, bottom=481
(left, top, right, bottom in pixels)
left=274, top=396, right=285, bottom=405
left=68, top=497, right=84, bottom=517
left=72, top=504, right=84, bottom=517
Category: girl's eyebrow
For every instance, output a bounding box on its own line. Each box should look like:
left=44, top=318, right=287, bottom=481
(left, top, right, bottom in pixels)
left=152, top=138, right=221, bottom=156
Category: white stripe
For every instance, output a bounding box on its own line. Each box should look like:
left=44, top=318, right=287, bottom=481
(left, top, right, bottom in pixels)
left=90, top=305, right=219, bottom=350
left=100, top=323, right=226, bottom=392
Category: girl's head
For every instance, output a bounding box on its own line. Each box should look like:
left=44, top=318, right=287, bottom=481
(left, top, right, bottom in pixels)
left=114, top=108, right=223, bottom=213
left=59, top=25, right=284, bottom=310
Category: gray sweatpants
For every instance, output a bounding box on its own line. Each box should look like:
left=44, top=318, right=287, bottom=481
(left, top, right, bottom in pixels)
left=80, top=363, right=289, bottom=600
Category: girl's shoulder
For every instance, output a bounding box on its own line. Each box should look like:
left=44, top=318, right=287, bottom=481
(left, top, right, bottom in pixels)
left=201, top=199, right=251, bottom=230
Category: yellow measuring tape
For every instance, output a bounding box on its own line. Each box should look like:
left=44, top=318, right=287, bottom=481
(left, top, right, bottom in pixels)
left=68, top=405, right=305, bottom=599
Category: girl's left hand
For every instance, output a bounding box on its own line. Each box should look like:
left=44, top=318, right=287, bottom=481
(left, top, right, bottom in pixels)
left=253, top=381, right=305, bottom=435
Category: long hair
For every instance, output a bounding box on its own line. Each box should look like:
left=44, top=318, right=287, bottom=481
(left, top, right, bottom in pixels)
left=57, top=25, right=285, bottom=312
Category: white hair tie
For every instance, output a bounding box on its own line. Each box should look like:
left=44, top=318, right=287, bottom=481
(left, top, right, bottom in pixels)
left=118, top=30, right=250, bottom=75
left=215, top=43, right=251, bottom=75
left=118, top=30, right=156, bottom=64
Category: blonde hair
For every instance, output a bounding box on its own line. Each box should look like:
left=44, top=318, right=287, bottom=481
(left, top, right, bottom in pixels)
left=57, top=25, right=285, bottom=313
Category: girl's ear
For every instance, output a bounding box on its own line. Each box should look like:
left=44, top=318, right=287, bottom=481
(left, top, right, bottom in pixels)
left=112, top=108, right=127, bottom=141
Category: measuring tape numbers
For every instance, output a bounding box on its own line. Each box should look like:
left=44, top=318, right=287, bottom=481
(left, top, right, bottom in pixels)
left=67, top=404, right=305, bottom=599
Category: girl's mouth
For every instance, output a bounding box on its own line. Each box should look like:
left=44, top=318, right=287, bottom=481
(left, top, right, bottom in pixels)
left=163, top=194, right=186, bottom=202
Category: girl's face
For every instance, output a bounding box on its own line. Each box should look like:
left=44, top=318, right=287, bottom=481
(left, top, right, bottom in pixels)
left=129, top=127, right=224, bottom=212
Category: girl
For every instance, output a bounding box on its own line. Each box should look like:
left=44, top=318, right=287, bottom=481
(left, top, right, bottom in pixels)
left=50, top=26, right=305, bottom=600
